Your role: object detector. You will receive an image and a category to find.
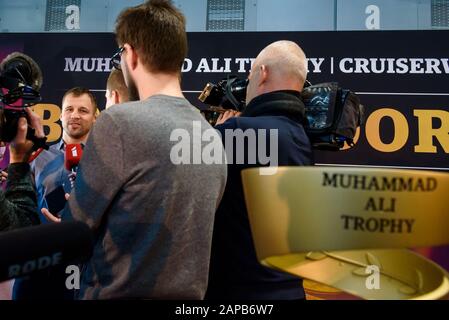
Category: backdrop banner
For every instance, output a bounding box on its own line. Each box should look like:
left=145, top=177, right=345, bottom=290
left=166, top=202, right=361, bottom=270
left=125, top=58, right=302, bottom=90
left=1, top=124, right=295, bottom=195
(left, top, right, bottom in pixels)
left=1, top=30, right=448, bottom=275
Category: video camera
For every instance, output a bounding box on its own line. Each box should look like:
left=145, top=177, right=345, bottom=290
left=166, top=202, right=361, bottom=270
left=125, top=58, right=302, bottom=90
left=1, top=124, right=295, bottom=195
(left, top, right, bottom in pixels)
left=199, top=76, right=364, bottom=151
left=0, top=52, right=47, bottom=150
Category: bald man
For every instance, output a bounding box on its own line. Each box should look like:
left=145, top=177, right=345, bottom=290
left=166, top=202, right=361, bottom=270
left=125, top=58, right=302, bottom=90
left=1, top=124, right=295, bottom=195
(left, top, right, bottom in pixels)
left=206, top=41, right=313, bottom=300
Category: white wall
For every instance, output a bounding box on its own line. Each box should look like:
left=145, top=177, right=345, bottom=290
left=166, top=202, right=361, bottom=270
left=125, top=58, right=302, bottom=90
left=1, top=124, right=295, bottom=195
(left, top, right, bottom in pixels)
left=173, top=0, right=207, bottom=31
left=337, top=0, right=432, bottom=30
left=0, top=0, right=46, bottom=32
left=253, top=0, right=335, bottom=31
left=0, top=0, right=440, bottom=33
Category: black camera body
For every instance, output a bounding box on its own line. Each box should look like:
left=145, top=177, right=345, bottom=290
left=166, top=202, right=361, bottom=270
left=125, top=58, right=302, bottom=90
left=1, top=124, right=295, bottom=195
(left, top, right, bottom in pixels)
left=0, top=52, right=47, bottom=149
left=199, top=76, right=364, bottom=151
left=199, top=76, right=248, bottom=111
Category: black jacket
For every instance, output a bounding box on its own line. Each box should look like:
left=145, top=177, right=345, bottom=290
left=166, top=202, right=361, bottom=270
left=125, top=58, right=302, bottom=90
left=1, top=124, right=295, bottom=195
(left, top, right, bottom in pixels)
left=0, top=163, right=40, bottom=231
left=207, top=90, right=313, bottom=300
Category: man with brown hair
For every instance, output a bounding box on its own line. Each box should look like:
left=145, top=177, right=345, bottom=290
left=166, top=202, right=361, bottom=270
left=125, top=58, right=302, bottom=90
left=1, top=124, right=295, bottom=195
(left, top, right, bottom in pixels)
left=13, top=87, right=97, bottom=300
left=105, top=69, right=130, bottom=109
left=64, top=0, right=227, bottom=299
left=34, top=86, right=97, bottom=215
left=60, top=87, right=97, bottom=144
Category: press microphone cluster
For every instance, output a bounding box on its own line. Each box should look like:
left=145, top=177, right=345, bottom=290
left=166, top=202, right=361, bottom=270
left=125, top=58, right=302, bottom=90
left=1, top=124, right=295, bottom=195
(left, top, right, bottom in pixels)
left=65, top=143, right=83, bottom=188
left=0, top=52, right=43, bottom=92
left=0, top=221, right=93, bottom=282
left=0, top=52, right=47, bottom=149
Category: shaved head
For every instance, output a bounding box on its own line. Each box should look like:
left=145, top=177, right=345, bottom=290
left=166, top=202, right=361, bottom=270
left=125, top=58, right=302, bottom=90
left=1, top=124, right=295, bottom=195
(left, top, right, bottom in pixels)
left=246, top=40, right=307, bottom=103
left=256, top=40, right=307, bottom=84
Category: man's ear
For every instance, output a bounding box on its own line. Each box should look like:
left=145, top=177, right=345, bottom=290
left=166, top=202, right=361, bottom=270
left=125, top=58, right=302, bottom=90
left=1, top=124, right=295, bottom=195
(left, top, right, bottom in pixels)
left=123, top=43, right=138, bottom=71
left=112, top=90, right=120, bottom=104
left=258, top=64, right=269, bottom=86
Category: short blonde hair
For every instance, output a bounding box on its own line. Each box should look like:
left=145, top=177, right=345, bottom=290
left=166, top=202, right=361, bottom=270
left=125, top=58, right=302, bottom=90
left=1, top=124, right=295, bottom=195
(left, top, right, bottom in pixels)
left=107, top=69, right=129, bottom=102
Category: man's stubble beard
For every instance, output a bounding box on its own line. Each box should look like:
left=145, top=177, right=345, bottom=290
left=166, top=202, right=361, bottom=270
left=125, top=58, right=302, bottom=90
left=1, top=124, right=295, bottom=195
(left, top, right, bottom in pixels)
left=63, top=123, right=89, bottom=140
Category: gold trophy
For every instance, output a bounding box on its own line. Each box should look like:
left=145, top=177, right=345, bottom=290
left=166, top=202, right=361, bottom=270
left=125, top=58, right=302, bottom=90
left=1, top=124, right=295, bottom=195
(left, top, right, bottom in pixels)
left=242, top=167, right=449, bottom=300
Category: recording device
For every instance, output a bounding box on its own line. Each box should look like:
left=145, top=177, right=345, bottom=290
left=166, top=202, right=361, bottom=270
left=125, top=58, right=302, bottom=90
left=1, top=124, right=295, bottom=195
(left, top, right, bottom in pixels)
left=199, top=76, right=364, bottom=150
left=199, top=76, right=248, bottom=112
left=0, top=221, right=93, bottom=282
left=0, top=52, right=47, bottom=150
left=45, top=185, right=67, bottom=217
left=64, top=144, right=83, bottom=171
left=65, top=143, right=83, bottom=188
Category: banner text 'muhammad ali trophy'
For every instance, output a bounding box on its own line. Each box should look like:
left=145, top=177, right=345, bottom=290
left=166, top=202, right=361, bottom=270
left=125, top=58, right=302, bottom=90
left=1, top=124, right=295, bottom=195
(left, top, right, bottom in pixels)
left=242, top=167, right=449, bottom=300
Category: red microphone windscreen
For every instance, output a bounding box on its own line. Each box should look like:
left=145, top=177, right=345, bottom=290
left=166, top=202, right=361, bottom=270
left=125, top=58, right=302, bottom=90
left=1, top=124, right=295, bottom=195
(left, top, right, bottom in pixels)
left=64, top=144, right=83, bottom=171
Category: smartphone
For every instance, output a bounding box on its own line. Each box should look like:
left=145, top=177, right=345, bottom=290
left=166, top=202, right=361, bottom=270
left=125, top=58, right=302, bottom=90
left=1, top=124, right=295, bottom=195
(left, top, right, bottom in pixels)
left=45, top=185, right=67, bottom=216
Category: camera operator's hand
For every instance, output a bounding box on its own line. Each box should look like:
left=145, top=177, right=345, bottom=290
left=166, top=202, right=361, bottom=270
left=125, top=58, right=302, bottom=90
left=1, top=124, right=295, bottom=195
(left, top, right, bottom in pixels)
left=215, top=110, right=241, bottom=126
left=0, top=170, right=8, bottom=183
left=9, top=108, right=44, bottom=164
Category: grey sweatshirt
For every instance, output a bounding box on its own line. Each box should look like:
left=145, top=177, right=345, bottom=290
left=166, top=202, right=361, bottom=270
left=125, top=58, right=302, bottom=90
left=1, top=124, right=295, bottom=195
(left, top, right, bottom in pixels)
left=64, top=95, right=227, bottom=299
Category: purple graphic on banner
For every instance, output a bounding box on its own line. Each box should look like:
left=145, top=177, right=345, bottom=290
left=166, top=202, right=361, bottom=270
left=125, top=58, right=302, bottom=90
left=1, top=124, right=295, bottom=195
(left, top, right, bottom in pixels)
left=0, top=43, right=22, bottom=300
left=0, top=144, right=9, bottom=191
left=0, top=43, right=22, bottom=193
left=0, top=43, right=23, bottom=62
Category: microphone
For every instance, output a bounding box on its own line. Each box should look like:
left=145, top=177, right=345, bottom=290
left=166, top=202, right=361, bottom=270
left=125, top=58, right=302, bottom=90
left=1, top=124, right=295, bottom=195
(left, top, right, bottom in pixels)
left=0, top=52, right=46, bottom=149
left=0, top=221, right=93, bottom=282
left=0, top=52, right=43, bottom=91
left=64, top=144, right=83, bottom=171
left=65, top=144, right=83, bottom=188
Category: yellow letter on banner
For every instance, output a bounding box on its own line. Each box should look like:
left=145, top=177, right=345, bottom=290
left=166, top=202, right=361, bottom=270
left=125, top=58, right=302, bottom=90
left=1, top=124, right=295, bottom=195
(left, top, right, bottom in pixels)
left=365, top=108, right=409, bottom=152
left=32, top=104, right=62, bottom=143
left=414, top=109, right=449, bottom=153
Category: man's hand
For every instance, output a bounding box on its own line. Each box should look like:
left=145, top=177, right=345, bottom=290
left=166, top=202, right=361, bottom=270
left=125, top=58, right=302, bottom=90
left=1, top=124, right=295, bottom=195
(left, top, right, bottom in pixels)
left=9, top=108, right=45, bottom=163
left=41, top=208, right=61, bottom=223
left=0, top=170, right=8, bottom=183
left=41, top=193, right=70, bottom=223
left=215, top=110, right=241, bottom=126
